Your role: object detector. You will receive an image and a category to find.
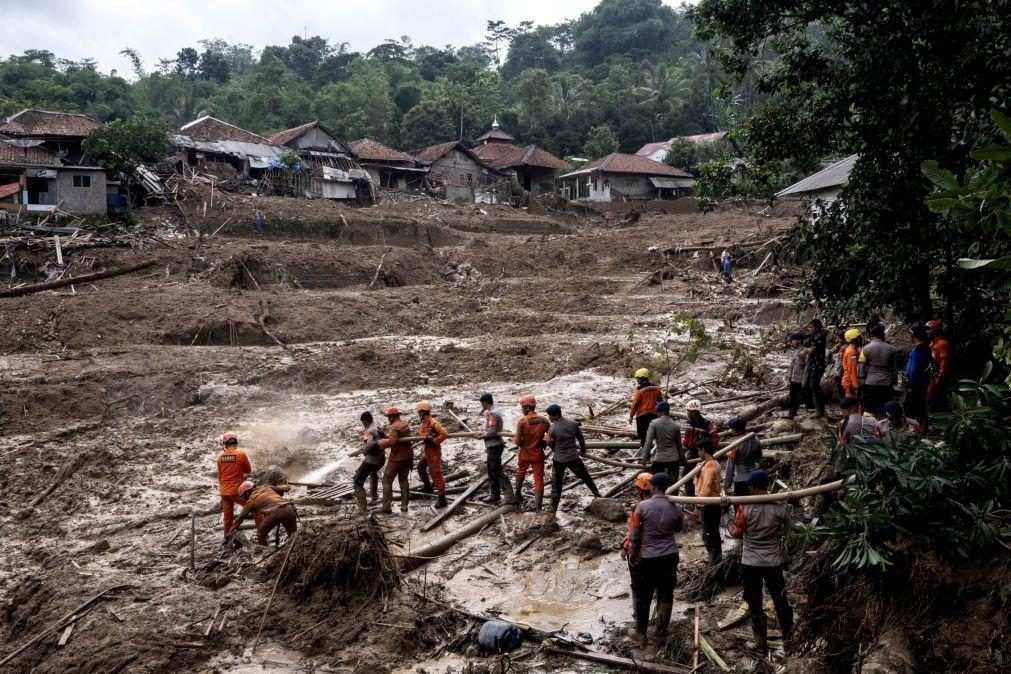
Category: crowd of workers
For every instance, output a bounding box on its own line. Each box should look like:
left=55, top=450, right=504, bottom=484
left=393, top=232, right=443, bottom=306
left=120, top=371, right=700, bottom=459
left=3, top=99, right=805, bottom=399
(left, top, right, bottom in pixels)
left=210, top=316, right=953, bottom=654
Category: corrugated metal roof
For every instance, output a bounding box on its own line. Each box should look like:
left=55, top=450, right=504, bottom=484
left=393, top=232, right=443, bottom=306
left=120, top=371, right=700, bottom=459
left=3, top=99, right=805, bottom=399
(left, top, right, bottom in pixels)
left=634, top=132, right=730, bottom=157
left=776, top=155, right=857, bottom=197
left=0, top=109, right=102, bottom=138
left=649, top=176, right=695, bottom=189
left=179, top=116, right=273, bottom=144
left=635, top=140, right=671, bottom=157
left=347, top=138, right=417, bottom=164
left=171, top=135, right=284, bottom=161
left=0, top=140, right=60, bottom=166
left=559, top=153, right=693, bottom=179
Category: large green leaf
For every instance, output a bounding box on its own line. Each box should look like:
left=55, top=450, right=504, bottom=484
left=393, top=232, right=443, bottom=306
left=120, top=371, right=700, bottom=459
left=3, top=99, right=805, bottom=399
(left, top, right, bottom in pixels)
left=992, top=109, right=1011, bottom=142
left=921, top=160, right=959, bottom=190
left=925, top=197, right=958, bottom=214
left=957, top=256, right=1011, bottom=270
left=969, top=146, right=1011, bottom=161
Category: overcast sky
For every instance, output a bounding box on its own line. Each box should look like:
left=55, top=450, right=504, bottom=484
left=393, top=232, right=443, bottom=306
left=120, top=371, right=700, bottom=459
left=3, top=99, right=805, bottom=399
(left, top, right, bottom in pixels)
left=1, top=0, right=685, bottom=78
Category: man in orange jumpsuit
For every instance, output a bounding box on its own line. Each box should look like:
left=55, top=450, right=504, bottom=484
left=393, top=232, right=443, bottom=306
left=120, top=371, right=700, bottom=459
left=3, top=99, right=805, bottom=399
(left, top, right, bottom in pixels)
left=925, top=320, right=952, bottom=411
left=416, top=401, right=450, bottom=508
left=379, top=407, right=414, bottom=514
left=841, top=328, right=862, bottom=400
left=513, top=394, right=550, bottom=511
left=216, top=433, right=253, bottom=540
left=233, top=481, right=298, bottom=546
left=629, top=368, right=664, bottom=447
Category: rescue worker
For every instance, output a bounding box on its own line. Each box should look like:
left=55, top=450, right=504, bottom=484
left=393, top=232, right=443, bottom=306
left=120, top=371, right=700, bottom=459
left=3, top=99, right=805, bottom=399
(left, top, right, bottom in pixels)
left=474, top=392, right=514, bottom=504
left=723, top=417, right=762, bottom=499
left=354, top=411, right=386, bottom=514
left=628, top=369, right=663, bottom=446
left=681, top=400, right=719, bottom=497
left=234, top=480, right=298, bottom=546
left=925, top=320, right=952, bottom=410
left=858, top=323, right=897, bottom=416
left=787, top=332, right=810, bottom=418
left=621, top=472, right=653, bottom=638
left=836, top=396, right=878, bottom=444
left=904, top=325, right=931, bottom=425
left=628, top=472, right=684, bottom=643
left=639, top=400, right=684, bottom=476
left=378, top=407, right=413, bottom=514
left=216, top=433, right=253, bottom=539
left=876, top=400, right=921, bottom=448
left=732, top=470, right=794, bottom=653
left=841, top=328, right=862, bottom=400
left=694, top=443, right=723, bottom=563
left=513, top=394, right=550, bottom=511
left=805, top=319, right=828, bottom=417
left=416, top=402, right=450, bottom=508
left=545, top=404, right=600, bottom=513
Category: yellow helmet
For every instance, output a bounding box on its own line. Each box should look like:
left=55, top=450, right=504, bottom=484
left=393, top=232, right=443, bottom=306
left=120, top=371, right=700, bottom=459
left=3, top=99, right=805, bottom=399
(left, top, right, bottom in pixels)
left=634, top=368, right=650, bottom=379
left=844, top=328, right=862, bottom=342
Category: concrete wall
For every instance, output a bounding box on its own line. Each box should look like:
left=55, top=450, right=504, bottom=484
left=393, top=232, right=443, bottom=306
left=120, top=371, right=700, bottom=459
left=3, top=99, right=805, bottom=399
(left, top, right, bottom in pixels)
left=56, top=169, right=107, bottom=214
left=429, top=149, right=485, bottom=187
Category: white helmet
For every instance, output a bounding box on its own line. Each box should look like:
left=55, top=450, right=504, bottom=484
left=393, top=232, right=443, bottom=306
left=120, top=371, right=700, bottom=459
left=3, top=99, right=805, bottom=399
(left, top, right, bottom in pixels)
left=685, top=399, right=702, bottom=412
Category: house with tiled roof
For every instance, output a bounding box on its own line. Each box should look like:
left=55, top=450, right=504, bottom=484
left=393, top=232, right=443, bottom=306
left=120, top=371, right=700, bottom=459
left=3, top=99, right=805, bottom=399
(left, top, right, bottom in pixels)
left=172, top=116, right=284, bottom=179
left=471, top=120, right=569, bottom=195
left=557, top=153, right=694, bottom=201
left=411, top=140, right=502, bottom=202
left=266, top=121, right=372, bottom=202
left=347, top=138, right=427, bottom=190
left=0, top=109, right=108, bottom=215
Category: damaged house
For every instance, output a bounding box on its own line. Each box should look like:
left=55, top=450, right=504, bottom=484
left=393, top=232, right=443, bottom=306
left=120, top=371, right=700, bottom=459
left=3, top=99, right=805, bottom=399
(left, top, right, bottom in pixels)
left=412, top=140, right=505, bottom=202
left=472, top=119, right=570, bottom=195
left=557, top=153, right=695, bottom=202
left=0, top=109, right=108, bottom=215
left=172, top=116, right=284, bottom=180
left=267, top=120, right=374, bottom=203
left=347, top=138, right=427, bottom=191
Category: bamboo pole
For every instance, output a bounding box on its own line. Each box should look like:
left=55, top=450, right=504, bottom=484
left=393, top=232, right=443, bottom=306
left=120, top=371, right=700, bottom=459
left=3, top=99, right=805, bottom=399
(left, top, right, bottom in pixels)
left=0, top=259, right=157, bottom=298
left=666, top=475, right=855, bottom=505
left=666, top=432, right=756, bottom=494
left=399, top=505, right=515, bottom=570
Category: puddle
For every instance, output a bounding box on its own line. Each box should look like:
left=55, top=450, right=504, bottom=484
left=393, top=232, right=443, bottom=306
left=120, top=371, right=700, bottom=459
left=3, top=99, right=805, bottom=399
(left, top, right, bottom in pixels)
left=203, top=643, right=320, bottom=672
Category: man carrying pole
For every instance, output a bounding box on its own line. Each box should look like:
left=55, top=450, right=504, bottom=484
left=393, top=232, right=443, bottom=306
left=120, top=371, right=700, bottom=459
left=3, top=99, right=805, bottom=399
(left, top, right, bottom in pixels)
left=545, top=404, right=600, bottom=514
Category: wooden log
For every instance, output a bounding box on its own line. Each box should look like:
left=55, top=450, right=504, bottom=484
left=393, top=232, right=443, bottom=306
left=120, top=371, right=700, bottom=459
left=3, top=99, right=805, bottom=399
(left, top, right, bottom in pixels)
left=400, top=505, right=515, bottom=569
left=583, top=453, right=643, bottom=470
left=545, top=646, right=690, bottom=673
left=603, top=472, right=638, bottom=498
left=666, top=475, right=855, bottom=505
left=578, top=424, right=638, bottom=438
left=666, top=432, right=756, bottom=494
left=0, top=259, right=157, bottom=298
left=419, top=457, right=514, bottom=532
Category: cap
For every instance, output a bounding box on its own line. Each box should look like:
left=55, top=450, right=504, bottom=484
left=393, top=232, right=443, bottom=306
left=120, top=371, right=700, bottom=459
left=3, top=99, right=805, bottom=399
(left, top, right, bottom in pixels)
left=519, top=394, right=537, bottom=408
left=634, top=472, right=654, bottom=490
left=728, top=417, right=747, bottom=432
left=839, top=396, right=859, bottom=409
left=221, top=433, right=238, bottom=445
left=650, top=472, right=672, bottom=490
left=746, top=470, right=769, bottom=489
left=546, top=404, right=562, bottom=416
left=883, top=400, right=903, bottom=417
left=909, top=325, right=928, bottom=339
left=654, top=400, right=670, bottom=413
left=869, top=324, right=885, bottom=338
left=479, top=392, right=494, bottom=404
left=789, top=332, right=806, bottom=341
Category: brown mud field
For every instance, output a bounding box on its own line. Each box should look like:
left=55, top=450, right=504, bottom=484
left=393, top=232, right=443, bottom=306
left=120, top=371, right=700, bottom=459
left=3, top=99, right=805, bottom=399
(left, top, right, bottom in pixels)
left=2, top=197, right=1002, bottom=673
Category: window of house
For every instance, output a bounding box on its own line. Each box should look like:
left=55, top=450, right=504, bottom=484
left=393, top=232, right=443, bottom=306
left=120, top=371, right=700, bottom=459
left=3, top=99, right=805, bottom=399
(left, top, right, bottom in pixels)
left=466, top=173, right=473, bottom=185
left=73, top=175, right=92, bottom=188
left=625, top=178, right=636, bottom=187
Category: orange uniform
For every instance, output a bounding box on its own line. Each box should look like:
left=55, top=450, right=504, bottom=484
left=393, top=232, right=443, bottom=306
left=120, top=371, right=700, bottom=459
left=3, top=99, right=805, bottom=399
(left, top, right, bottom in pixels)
left=380, top=419, right=414, bottom=464
left=630, top=385, right=663, bottom=418
left=241, top=486, right=296, bottom=545
left=622, top=496, right=645, bottom=553
left=513, top=411, right=549, bottom=493
left=927, top=336, right=952, bottom=407
left=695, top=459, right=721, bottom=498
left=217, top=445, right=252, bottom=534
left=418, top=416, right=449, bottom=494
left=841, top=343, right=860, bottom=397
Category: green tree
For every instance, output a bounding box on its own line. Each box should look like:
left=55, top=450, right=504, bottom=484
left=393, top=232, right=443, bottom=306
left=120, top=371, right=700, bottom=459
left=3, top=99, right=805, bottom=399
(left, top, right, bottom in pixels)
left=501, top=28, right=561, bottom=79
left=692, top=0, right=1011, bottom=355
left=572, top=0, right=682, bottom=66
left=583, top=124, right=619, bottom=158
left=82, top=115, right=170, bottom=191
left=401, top=100, right=456, bottom=149
left=514, top=68, right=555, bottom=132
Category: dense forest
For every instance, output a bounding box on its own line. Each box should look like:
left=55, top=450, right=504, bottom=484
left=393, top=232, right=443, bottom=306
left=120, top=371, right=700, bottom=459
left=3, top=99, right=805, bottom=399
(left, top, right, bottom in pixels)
left=0, top=0, right=759, bottom=158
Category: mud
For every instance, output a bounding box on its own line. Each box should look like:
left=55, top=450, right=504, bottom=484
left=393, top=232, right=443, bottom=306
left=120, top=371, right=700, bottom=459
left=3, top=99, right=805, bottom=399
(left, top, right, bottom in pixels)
left=0, top=195, right=850, bottom=672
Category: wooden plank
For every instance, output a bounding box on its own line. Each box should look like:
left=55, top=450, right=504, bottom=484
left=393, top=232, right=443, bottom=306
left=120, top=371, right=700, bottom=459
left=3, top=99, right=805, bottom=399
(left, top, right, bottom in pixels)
left=419, top=455, right=515, bottom=532
left=57, top=621, right=75, bottom=647
left=545, top=646, right=690, bottom=673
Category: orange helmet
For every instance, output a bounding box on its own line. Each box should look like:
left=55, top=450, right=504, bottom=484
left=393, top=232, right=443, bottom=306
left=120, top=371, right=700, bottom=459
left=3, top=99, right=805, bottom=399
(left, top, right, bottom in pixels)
left=385, top=407, right=401, bottom=417
left=221, top=433, right=238, bottom=445
left=635, top=472, right=654, bottom=491
left=416, top=401, right=432, bottom=413
left=519, top=394, right=537, bottom=408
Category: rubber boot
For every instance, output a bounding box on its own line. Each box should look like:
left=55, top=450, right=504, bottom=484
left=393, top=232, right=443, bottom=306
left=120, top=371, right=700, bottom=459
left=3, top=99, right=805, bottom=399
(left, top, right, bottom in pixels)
left=655, top=603, right=673, bottom=637
left=435, top=494, right=448, bottom=508
left=353, top=486, right=368, bottom=514
left=534, top=492, right=543, bottom=512
left=369, top=473, right=380, bottom=503
left=380, top=479, right=394, bottom=513
left=400, top=490, right=410, bottom=514
left=513, top=478, right=524, bottom=508
left=501, top=476, right=515, bottom=502
left=747, top=617, right=769, bottom=653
